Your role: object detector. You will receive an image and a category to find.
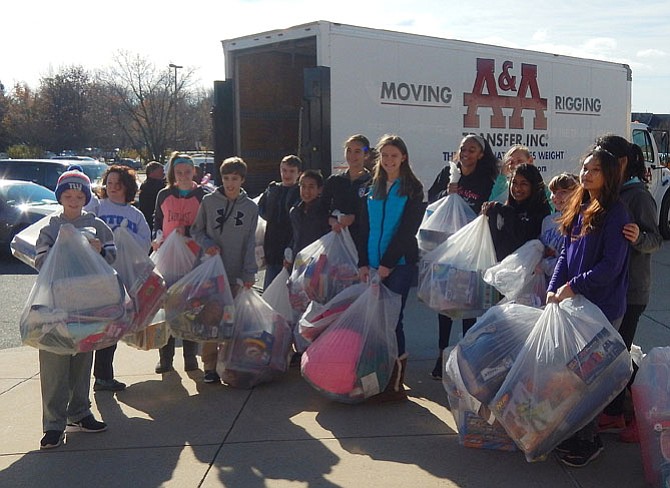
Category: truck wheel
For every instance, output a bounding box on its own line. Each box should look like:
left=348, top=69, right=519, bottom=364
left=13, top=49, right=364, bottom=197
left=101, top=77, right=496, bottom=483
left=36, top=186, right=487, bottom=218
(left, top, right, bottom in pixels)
left=660, top=192, right=670, bottom=240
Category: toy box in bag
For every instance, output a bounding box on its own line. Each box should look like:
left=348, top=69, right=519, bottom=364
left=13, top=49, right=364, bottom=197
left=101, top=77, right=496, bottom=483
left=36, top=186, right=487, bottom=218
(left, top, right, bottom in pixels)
left=124, top=309, right=170, bottom=351
left=287, top=229, right=360, bottom=315
left=10, top=213, right=56, bottom=269
left=113, top=225, right=167, bottom=335
left=301, top=280, right=401, bottom=404
left=20, top=223, right=133, bottom=354
left=490, top=296, right=632, bottom=462
left=417, top=215, right=500, bottom=318
left=217, top=287, right=292, bottom=389
left=417, top=192, right=476, bottom=254
left=165, top=256, right=235, bottom=342
left=443, top=347, right=517, bottom=451
left=456, top=303, right=542, bottom=404
left=632, top=347, right=670, bottom=488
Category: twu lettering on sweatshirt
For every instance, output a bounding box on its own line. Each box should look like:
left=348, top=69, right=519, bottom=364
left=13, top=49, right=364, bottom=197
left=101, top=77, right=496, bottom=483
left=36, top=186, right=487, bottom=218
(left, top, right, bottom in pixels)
left=100, top=215, right=139, bottom=234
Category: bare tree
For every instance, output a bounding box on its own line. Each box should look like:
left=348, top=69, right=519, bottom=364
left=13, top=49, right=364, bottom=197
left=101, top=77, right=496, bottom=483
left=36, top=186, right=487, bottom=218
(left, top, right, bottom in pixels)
left=99, top=51, right=195, bottom=162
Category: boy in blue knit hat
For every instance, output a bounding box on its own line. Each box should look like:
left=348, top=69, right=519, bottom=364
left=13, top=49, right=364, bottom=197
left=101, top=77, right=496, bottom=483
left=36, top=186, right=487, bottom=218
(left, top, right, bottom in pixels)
left=34, top=168, right=115, bottom=449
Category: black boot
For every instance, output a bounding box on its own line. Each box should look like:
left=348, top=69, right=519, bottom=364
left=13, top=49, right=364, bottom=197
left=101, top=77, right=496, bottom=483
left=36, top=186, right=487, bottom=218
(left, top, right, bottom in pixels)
left=369, top=353, right=409, bottom=403
left=182, top=340, right=199, bottom=371
left=156, top=336, right=175, bottom=373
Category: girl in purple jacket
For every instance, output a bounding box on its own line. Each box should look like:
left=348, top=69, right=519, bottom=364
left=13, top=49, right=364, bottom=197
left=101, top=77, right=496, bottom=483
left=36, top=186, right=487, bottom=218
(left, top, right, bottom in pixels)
left=547, top=147, right=631, bottom=467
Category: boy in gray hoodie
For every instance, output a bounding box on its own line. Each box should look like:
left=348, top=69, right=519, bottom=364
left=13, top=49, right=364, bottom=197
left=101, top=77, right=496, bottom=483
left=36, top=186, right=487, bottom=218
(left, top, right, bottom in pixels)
left=34, top=169, right=114, bottom=449
left=191, top=157, right=258, bottom=383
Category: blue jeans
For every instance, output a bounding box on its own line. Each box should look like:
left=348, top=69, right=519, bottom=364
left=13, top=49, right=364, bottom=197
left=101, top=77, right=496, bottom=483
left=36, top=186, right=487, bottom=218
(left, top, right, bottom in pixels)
left=382, top=264, right=416, bottom=356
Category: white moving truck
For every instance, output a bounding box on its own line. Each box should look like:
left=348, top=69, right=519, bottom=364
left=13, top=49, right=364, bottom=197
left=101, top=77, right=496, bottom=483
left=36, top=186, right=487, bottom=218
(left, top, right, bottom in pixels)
left=214, top=21, right=670, bottom=236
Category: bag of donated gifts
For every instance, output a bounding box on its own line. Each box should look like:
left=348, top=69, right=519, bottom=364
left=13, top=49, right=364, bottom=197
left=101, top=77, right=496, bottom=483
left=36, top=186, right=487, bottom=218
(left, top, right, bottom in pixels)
left=417, top=215, right=500, bottom=317
left=165, top=256, right=235, bottom=342
left=287, top=228, right=360, bottom=314
left=217, top=286, right=292, bottom=389
left=632, top=347, right=670, bottom=488
left=301, top=279, right=401, bottom=404
left=417, top=192, right=476, bottom=254
left=490, top=296, right=632, bottom=462
left=443, top=347, right=517, bottom=452
left=20, top=223, right=132, bottom=354
left=483, top=239, right=545, bottom=302
left=151, top=230, right=198, bottom=287
left=113, top=224, right=169, bottom=350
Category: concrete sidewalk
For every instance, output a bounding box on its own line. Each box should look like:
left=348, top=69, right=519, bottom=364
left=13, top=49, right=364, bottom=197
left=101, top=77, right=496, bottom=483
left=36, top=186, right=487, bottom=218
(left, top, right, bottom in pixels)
left=2, top=246, right=670, bottom=487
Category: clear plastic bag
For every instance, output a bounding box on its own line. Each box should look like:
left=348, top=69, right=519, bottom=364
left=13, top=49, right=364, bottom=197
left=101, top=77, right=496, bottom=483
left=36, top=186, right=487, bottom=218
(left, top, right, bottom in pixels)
left=216, top=287, right=292, bottom=389
left=417, top=194, right=476, bottom=254
left=113, top=225, right=167, bottom=334
left=20, top=223, right=132, bottom=354
left=490, top=296, right=632, bottom=462
left=455, top=303, right=542, bottom=404
left=288, top=228, right=360, bottom=314
left=165, top=256, right=235, bottom=342
left=300, top=280, right=401, bottom=404
left=150, top=231, right=198, bottom=287
left=417, top=215, right=500, bottom=318
left=262, top=268, right=309, bottom=353
left=483, top=239, right=545, bottom=300
left=632, top=347, right=670, bottom=487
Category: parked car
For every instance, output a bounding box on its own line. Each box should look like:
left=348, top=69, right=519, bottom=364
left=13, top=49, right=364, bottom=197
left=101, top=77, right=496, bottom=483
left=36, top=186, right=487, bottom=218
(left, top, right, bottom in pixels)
left=0, top=180, right=60, bottom=249
left=114, top=158, right=142, bottom=170
left=0, top=158, right=108, bottom=191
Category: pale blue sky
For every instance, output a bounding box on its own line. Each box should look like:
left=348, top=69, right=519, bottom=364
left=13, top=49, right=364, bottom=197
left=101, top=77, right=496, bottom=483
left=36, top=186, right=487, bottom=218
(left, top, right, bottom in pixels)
left=3, top=0, right=668, bottom=112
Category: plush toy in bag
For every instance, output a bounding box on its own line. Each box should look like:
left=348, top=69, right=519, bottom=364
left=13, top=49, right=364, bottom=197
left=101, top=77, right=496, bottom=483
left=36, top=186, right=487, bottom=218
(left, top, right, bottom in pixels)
left=455, top=302, right=542, bottom=404
left=417, top=168, right=476, bottom=255
left=418, top=215, right=500, bottom=318
left=20, top=223, right=133, bottom=355
left=301, top=280, right=401, bottom=404
left=216, top=286, right=292, bottom=389
left=112, top=224, right=169, bottom=350
left=443, top=347, right=518, bottom=452
left=287, top=229, right=360, bottom=315
left=490, top=296, right=632, bottom=462
left=632, top=346, right=670, bottom=488
left=165, top=256, right=235, bottom=342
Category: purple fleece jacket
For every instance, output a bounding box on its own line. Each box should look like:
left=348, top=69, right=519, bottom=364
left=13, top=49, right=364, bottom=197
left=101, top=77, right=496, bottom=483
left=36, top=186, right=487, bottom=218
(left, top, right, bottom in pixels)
left=548, top=199, right=631, bottom=322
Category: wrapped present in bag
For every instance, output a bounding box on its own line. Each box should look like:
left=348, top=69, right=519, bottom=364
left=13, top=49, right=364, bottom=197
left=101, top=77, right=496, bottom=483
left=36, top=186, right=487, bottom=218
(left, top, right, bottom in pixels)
left=216, top=286, right=292, bottom=389
left=123, top=309, right=170, bottom=351
left=10, top=213, right=55, bottom=270
left=20, top=223, right=132, bottom=354
left=417, top=215, right=500, bottom=318
left=287, top=229, right=360, bottom=315
left=443, top=347, right=518, bottom=451
left=456, top=303, right=542, bottom=404
left=298, top=282, right=367, bottom=344
left=165, top=256, right=235, bottom=342
left=301, top=280, right=401, bottom=404
left=417, top=193, right=476, bottom=254
left=632, top=347, right=670, bottom=488
left=151, top=231, right=198, bottom=287
left=113, top=224, right=167, bottom=335
left=483, top=239, right=544, bottom=301
left=490, top=296, right=632, bottom=462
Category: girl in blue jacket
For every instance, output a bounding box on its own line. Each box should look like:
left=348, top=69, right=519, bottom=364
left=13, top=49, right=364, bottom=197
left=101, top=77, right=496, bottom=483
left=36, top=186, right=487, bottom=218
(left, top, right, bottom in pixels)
left=547, top=147, right=631, bottom=467
left=357, top=134, right=425, bottom=402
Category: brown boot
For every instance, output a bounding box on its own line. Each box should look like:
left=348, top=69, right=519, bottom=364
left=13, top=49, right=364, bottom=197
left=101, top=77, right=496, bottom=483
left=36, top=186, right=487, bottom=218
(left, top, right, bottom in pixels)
left=368, top=353, right=409, bottom=403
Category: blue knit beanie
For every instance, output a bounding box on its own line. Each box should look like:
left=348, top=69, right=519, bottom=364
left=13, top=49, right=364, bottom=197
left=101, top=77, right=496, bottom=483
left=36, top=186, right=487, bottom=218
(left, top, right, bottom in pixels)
left=55, top=169, right=92, bottom=205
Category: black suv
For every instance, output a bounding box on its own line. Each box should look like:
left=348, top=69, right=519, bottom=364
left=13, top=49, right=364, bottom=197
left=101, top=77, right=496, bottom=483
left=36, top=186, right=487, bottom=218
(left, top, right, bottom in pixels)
left=0, top=158, right=108, bottom=191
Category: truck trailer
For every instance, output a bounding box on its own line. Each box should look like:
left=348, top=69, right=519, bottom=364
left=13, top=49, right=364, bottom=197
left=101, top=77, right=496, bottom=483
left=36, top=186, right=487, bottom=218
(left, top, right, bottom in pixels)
left=214, top=21, right=670, bottom=236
